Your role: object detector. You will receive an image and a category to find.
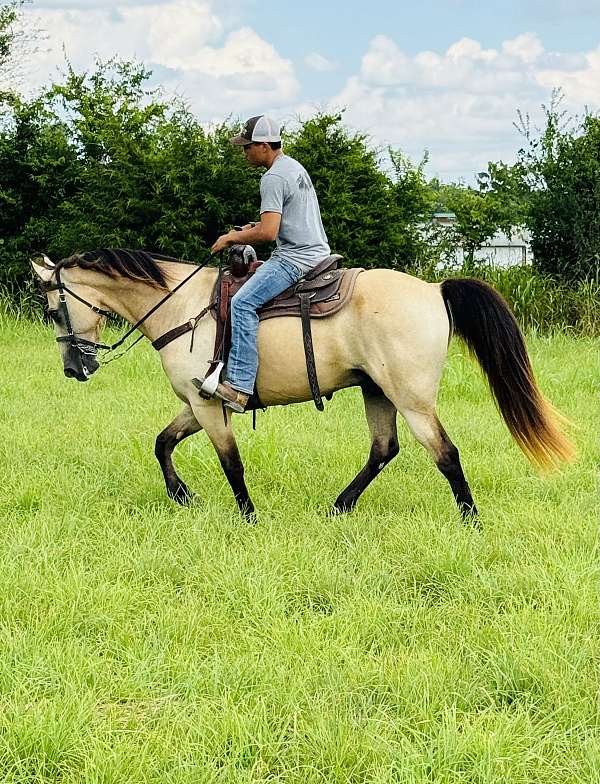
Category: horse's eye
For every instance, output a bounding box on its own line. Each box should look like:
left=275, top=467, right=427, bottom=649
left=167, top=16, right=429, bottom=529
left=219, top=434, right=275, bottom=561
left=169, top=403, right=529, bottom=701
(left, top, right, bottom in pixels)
left=47, top=309, right=61, bottom=323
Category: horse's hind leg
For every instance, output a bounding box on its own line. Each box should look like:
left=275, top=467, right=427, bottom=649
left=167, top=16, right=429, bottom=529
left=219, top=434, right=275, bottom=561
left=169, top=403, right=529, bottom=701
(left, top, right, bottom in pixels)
left=401, top=408, right=478, bottom=522
left=333, top=385, right=399, bottom=513
left=155, top=405, right=202, bottom=505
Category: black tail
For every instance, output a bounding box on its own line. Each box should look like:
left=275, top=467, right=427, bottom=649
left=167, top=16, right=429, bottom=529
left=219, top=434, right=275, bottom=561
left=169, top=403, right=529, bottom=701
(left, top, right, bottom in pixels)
left=441, top=278, right=574, bottom=469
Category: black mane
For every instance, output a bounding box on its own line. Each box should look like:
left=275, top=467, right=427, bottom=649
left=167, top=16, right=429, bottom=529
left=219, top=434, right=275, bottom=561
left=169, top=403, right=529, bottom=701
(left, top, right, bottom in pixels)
left=57, top=248, right=186, bottom=288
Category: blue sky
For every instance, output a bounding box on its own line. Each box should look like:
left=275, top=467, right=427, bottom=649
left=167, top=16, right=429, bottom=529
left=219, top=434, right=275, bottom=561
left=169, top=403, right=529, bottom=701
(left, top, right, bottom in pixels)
left=19, top=0, right=600, bottom=181
left=256, top=0, right=600, bottom=83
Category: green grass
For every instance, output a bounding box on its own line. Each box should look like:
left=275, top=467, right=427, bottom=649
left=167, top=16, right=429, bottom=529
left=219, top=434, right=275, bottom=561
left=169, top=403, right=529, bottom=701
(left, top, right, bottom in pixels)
left=423, top=266, right=600, bottom=337
left=0, top=317, right=597, bottom=783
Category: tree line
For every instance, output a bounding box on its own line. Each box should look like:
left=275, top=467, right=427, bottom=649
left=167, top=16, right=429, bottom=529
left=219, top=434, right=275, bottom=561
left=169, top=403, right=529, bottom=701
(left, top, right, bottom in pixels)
left=0, top=3, right=598, bottom=294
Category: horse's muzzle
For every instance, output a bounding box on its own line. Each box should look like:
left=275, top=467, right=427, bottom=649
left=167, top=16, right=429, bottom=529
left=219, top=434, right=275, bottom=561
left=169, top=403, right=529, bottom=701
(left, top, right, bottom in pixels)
left=63, top=344, right=100, bottom=382
left=64, top=366, right=89, bottom=381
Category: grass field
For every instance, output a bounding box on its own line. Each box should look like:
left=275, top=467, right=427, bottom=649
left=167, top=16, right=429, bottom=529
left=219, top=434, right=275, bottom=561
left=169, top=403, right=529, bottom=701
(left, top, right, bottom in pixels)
left=0, top=315, right=597, bottom=783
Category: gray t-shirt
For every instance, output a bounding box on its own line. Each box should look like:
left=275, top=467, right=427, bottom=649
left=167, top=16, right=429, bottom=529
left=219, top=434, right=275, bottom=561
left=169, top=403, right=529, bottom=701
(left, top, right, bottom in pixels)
left=260, top=154, right=330, bottom=272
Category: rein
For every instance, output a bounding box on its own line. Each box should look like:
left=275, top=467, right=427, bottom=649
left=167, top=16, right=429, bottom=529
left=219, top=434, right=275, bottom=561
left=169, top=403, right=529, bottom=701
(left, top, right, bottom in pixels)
left=44, top=254, right=214, bottom=364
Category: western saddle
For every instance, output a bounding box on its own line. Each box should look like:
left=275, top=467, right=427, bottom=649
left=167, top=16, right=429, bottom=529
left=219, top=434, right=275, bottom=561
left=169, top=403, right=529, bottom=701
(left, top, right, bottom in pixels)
left=153, top=245, right=364, bottom=411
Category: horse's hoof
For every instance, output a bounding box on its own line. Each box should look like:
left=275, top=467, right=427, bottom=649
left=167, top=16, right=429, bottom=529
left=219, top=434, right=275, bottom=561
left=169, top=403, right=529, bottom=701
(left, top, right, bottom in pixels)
left=170, top=484, right=198, bottom=506
left=331, top=501, right=354, bottom=515
left=461, top=505, right=481, bottom=529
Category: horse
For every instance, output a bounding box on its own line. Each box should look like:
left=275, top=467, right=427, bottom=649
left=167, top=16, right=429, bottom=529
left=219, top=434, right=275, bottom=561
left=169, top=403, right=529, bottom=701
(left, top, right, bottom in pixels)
left=31, top=249, right=574, bottom=523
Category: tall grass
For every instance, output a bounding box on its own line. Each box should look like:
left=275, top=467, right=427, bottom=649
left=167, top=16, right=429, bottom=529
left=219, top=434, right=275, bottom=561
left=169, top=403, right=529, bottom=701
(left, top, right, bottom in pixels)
left=0, top=319, right=597, bottom=783
left=475, top=266, right=600, bottom=335
left=422, top=265, right=600, bottom=336
left=0, top=281, right=44, bottom=327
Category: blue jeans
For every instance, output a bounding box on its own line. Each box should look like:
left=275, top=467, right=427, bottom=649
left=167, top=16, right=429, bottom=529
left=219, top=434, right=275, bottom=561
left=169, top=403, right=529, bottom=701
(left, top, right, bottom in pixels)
left=226, top=258, right=304, bottom=394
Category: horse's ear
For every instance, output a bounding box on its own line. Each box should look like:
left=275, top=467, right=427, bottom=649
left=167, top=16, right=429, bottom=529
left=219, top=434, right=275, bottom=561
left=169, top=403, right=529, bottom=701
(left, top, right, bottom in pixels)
left=31, top=254, right=55, bottom=282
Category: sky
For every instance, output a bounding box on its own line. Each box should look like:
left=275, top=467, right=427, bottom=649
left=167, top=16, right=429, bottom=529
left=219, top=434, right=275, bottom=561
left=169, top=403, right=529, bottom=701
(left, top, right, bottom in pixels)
left=15, top=0, right=600, bottom=181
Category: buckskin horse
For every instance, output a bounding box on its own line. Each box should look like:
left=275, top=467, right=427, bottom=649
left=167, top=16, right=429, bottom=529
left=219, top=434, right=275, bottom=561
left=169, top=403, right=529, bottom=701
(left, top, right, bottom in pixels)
left=31, top=249, right=574, bottom=522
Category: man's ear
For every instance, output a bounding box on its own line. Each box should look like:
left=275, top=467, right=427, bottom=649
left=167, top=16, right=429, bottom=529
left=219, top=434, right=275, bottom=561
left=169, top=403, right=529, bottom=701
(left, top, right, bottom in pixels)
left=31, top=254, right=55, bottom=283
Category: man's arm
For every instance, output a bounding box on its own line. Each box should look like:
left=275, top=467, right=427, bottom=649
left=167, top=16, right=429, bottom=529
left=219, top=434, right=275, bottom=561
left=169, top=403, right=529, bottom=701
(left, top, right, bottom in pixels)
left=211, top=212, right=281, bottom=254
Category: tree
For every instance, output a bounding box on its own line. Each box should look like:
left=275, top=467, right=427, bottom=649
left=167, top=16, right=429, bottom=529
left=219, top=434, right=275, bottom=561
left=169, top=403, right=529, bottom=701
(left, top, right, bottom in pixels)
left=0, top=58, right=263, bottom=288
left=0, top=94, right=78, bottom=288
left=0, top=69, right=454, bottom=292
left=434, top=184, right=519, bottom=272
left=0, top=1, right=43, bottom=97
left=285, top=113, right=431, bottom=269
left=523, top=110, right=599, bottom=281
left=47, top=59, right=262, bottom=259
left=484, top=97, right=600, bottom=281
left=388, top=149, right=436, bottom=270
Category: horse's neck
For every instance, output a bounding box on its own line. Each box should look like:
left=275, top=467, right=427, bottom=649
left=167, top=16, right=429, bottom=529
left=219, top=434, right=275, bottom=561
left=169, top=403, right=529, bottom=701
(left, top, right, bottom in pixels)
left=98, top=266, right=218, bottom=341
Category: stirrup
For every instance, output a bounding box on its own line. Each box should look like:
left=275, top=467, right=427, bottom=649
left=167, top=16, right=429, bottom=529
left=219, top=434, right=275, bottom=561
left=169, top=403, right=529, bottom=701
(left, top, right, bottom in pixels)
left=192, top=361, right=224, bottom=399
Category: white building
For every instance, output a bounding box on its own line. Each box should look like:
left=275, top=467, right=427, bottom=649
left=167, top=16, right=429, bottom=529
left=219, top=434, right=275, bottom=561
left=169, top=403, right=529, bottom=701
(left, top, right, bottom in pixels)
left=432, top=212, right=533, bottom=268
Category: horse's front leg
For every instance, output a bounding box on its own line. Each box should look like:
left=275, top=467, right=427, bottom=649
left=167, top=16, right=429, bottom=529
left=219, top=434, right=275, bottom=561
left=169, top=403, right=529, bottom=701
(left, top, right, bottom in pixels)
left=190, top=401, right=255, bottom=521
left=155, top=405, right=202, bottom=504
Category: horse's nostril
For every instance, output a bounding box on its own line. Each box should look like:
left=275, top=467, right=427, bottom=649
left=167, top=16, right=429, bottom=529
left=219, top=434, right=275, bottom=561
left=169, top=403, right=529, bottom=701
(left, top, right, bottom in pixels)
left=64, top=367, right=77, bottom=378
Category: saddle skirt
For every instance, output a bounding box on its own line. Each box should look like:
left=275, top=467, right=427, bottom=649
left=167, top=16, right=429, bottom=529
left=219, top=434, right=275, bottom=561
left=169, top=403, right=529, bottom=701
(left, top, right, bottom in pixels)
left=211, top=253, right=364, bottom=323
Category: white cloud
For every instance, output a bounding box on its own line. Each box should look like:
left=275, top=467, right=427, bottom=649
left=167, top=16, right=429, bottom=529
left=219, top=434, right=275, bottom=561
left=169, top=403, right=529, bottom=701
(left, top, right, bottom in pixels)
left=10, top=5, right=600, bottom=182
left=304, top=52, right=337, bottom=72
left=19, top=0, right=299, bottom=115
left=536, top=45, right=600, bottom=104
left=446, top=38, right=497, bottom=63
left=328, top=33, right=600, bottom=181
left=161, top=28, right=299, bottom=117
left=501, top=32, right=544, bottom=63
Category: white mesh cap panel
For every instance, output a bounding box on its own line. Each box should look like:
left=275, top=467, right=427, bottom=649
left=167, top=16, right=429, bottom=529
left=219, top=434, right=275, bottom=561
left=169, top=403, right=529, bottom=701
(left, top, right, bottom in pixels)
left=251, top=116, right=281, bottom=143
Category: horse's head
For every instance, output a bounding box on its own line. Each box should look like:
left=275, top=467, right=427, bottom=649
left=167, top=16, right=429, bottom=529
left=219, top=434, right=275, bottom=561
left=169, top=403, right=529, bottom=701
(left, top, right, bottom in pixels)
left=31, top=255, right=107, bottom=382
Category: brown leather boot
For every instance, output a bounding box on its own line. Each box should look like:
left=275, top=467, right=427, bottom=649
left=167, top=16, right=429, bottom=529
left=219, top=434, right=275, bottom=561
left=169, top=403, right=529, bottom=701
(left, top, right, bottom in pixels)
left=191, top=375, right=250, bottom=413
left=213, top=382, right=250, bottom=413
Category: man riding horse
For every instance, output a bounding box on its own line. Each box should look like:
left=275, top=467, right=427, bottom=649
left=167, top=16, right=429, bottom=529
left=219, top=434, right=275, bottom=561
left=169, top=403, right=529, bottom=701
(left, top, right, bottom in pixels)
left=31, top=117, right=575, bottom=521
left=196, top=115, right=331, bottom=413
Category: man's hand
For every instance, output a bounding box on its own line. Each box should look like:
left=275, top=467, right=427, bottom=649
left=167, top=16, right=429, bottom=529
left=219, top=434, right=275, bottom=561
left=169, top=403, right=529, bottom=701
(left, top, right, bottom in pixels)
left=211, top=214, right=280, bottom=253
left=211, top=232, right=236, bottom=254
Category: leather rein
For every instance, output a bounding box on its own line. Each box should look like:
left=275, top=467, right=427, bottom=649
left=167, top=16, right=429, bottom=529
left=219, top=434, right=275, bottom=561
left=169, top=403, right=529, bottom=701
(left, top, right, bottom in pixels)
left=43, top=255, right=215, bottom=365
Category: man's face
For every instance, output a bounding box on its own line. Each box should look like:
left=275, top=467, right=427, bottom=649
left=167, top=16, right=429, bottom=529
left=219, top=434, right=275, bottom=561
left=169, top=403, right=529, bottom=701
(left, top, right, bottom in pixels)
left=243, top=142, right=270, bottom=167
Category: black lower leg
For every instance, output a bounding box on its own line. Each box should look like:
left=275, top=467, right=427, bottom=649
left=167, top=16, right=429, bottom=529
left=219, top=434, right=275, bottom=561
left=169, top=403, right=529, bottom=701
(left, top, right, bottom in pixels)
left=436, top=427, right=478, bottom=521
left=334, top=386, right=399, bottom=514
left=334, top=435, right=400, bottom=513
left=155, top=423, right=197, bottom=504
left=218, top=445, right=255, bottom=520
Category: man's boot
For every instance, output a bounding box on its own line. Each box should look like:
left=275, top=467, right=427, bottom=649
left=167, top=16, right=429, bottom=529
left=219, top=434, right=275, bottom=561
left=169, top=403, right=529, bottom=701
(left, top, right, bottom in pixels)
left=192, top=377, right=249, bottom=413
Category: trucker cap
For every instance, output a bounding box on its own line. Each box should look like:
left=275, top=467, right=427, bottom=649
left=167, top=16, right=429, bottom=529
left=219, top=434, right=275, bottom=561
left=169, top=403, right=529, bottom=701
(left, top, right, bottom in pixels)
left=230, top=115, right=281, bottom=145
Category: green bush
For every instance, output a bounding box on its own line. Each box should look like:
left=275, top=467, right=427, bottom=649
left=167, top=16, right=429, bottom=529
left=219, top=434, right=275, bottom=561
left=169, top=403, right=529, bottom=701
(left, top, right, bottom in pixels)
left=484, top=104, right=600, bottom=283
left=285, top=115, right=432, bottom=268
left=0, top=60, right=261, bottom=288
left=0, top=64, right=433, bottom=287
left=427, top=262, right=600, bottom=336
left=2, top=58, right=598, bottom=334
left=528, top=114, right=600, bottom=282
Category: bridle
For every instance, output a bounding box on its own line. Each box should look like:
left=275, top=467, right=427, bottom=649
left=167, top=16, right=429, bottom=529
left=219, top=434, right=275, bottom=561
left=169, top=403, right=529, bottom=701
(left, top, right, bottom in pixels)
left=43, top=255, right=212, bottom=365
left=44, top=265, right=115, bottom=357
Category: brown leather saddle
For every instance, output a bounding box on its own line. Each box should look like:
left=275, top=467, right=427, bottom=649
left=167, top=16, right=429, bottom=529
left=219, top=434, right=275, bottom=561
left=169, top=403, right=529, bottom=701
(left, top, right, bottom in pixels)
left=152, top=249, right=364, bottom=411
left=213, top=251, right=363, bottom=410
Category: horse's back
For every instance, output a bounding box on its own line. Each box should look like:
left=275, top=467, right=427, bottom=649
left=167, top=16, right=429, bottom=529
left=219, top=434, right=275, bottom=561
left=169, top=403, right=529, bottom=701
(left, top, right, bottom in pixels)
left=348, top=268, right=449, bottom=347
